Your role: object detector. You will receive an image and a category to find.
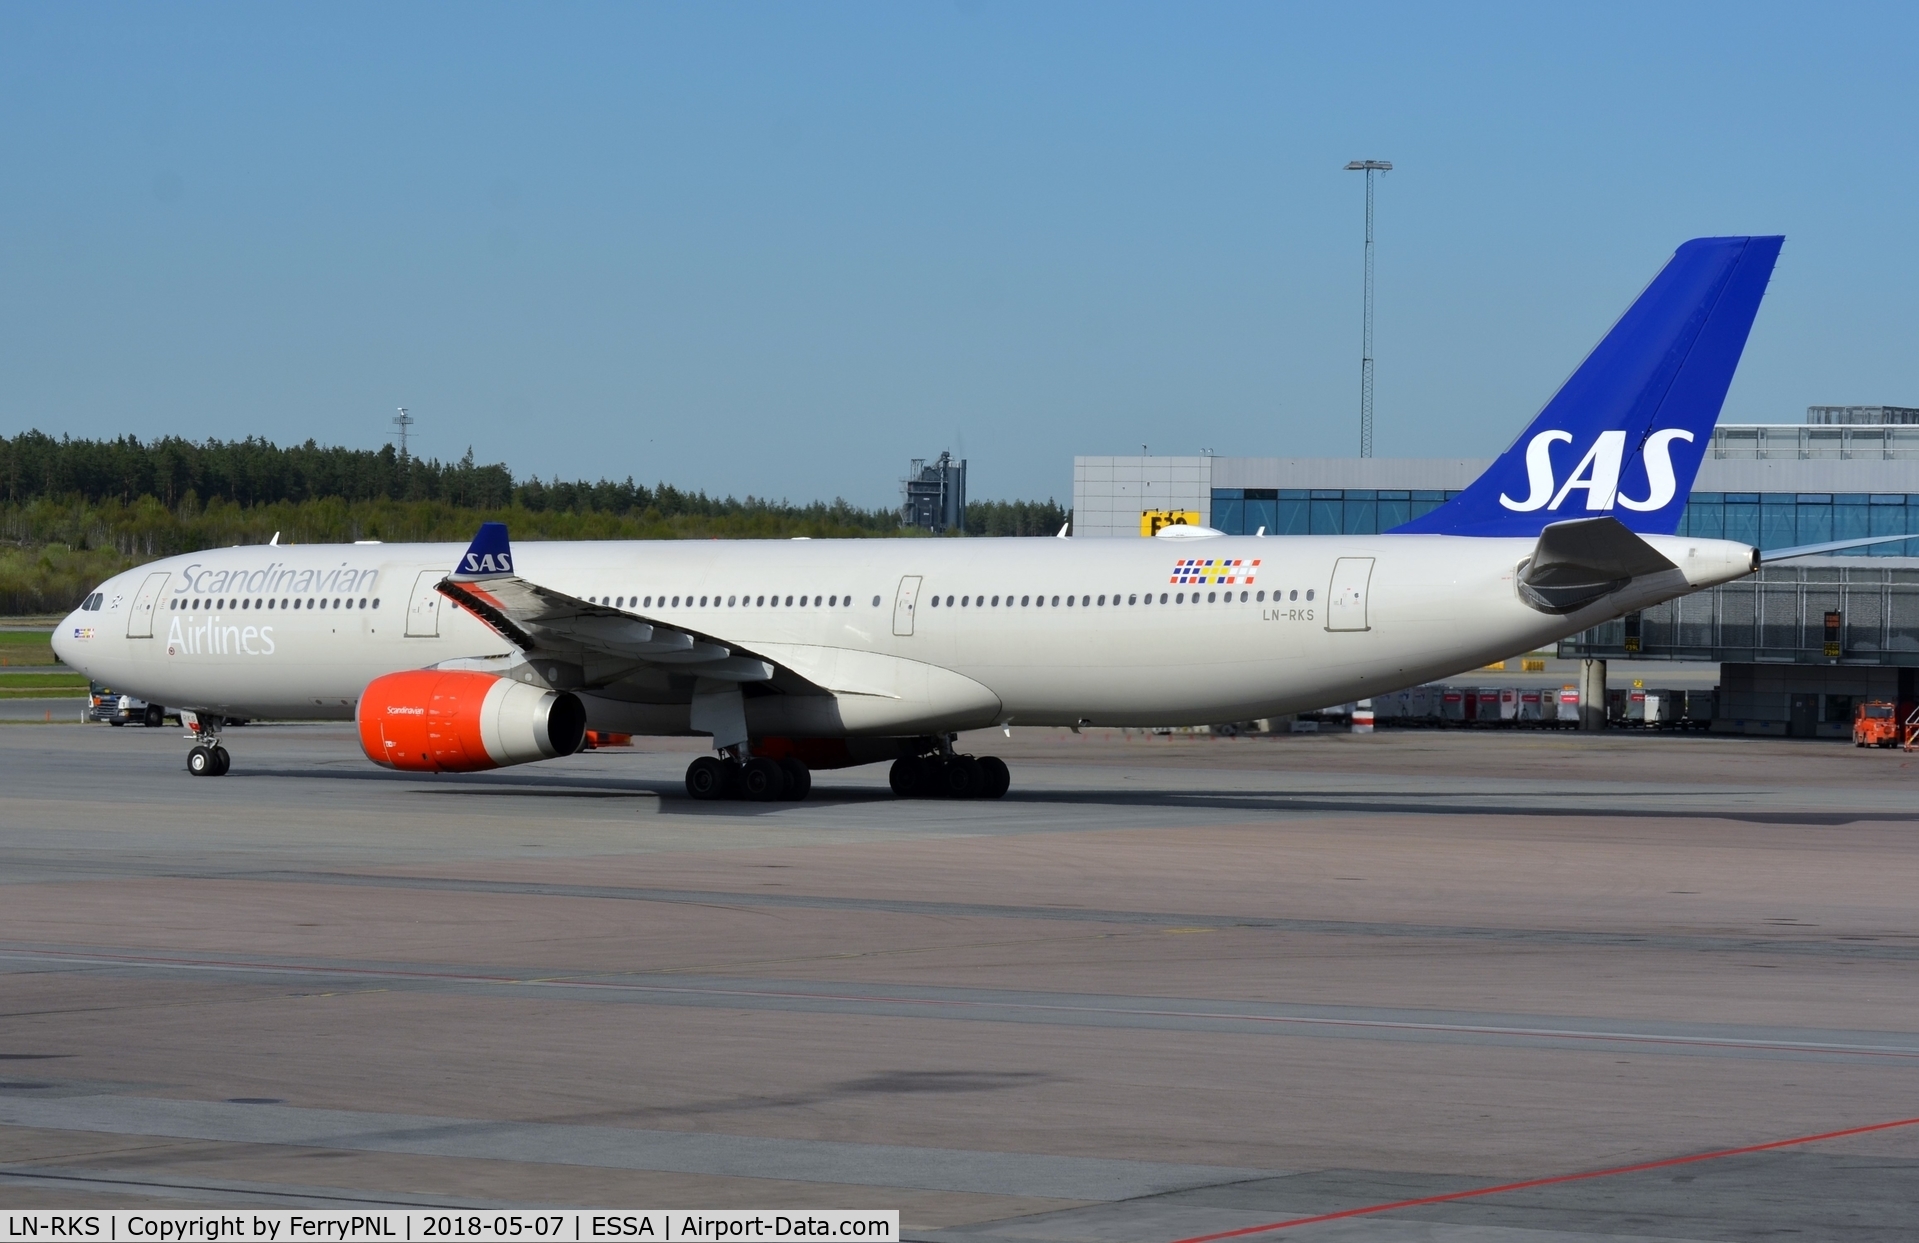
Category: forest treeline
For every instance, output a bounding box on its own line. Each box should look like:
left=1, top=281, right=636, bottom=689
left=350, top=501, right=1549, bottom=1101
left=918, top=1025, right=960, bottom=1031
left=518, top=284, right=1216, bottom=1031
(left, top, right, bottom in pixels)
left=0, top=432, right=1070, bottom=614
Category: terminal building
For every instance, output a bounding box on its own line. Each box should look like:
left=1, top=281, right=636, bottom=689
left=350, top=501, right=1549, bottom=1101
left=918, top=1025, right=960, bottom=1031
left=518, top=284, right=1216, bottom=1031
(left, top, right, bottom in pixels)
left=1071, top=408, right=1919, bottom=738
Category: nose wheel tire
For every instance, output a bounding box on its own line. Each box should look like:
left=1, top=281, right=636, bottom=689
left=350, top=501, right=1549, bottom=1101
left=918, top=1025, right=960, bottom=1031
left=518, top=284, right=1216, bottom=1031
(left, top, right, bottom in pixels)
left=187, top=745, right=230, bottom=777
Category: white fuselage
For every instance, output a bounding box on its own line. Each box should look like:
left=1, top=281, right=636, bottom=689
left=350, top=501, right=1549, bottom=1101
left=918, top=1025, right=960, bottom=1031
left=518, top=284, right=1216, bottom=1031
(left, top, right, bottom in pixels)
left=52, top=532, right=1755, bottom=735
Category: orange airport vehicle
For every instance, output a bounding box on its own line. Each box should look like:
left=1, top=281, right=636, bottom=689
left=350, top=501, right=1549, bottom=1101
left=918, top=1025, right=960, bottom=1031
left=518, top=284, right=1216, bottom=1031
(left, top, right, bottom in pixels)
left=1854, top=700, right=1900, bottom=747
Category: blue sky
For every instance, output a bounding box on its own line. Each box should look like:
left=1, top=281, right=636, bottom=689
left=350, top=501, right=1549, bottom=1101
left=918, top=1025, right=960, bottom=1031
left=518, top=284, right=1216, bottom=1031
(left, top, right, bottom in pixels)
left=2, top=3, right=1915, bottom=505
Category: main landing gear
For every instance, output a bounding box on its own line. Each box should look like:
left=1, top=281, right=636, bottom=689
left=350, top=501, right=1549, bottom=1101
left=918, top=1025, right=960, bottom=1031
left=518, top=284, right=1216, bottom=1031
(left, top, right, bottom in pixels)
left=685, top=754, right=812, bottom=802
left=182, top=711, right=231, bottom=777
left=889, top=752, right=1010, bottom=799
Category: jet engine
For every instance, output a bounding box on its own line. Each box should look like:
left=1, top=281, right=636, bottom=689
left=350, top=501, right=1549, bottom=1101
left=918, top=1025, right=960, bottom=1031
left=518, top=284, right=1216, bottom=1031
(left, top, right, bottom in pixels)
left=357, top=670, right=587, bottom=772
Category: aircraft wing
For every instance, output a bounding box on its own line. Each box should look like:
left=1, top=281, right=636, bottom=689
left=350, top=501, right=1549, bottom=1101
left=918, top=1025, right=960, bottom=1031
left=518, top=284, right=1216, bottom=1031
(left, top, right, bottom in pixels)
left=436, top=523, right=780, bottom=685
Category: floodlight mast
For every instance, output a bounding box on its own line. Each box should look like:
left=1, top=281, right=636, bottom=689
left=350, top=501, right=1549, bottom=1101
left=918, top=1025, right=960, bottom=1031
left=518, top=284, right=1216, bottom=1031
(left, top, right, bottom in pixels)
left=393, top=407, right=414, bottom=459
left=1344, top=159, right=1391, bottom=458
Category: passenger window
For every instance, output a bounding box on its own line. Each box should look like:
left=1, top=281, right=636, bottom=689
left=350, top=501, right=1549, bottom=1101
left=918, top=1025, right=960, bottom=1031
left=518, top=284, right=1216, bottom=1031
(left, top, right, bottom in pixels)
left=828, top=595, right=837, bottom=606
left=872, top=595, right=881, bottom=606
left=1159, top=593, right=1168, bottom=604
left=358, top=598, right=366, bottom=608
left=1176, top=593, right=1184, bottom=604
left=931, top=596, right=940, bottom=608
left=701, top=596, right=709, bottom=606
left=1257, top=591, right=1265, bottom=602
left=1128, top=594, right=1137, bottom=605
left=1306, top=589, right=1315, bottom=600
left=1020, top=595, right=1030, bottom=606
left=1207, top=592, right=1216, bottom=603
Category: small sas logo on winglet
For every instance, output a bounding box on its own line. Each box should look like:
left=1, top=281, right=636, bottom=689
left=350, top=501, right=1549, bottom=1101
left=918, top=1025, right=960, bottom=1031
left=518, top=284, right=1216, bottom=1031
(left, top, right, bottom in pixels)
left=1170, top=558, right=1259, bottom=586
left=461, top=551, right=513, bottom=574
left=71, top=627, right=94, bottom=640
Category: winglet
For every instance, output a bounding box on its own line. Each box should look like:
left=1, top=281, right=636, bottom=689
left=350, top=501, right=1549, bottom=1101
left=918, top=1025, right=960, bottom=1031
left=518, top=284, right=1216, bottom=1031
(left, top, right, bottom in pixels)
left=451, top=522, right=515, bottom=579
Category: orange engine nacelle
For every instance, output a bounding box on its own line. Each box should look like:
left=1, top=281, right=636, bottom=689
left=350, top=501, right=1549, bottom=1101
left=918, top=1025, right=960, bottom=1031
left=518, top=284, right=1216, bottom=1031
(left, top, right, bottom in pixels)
left=357, top=670, right=587, bottom=772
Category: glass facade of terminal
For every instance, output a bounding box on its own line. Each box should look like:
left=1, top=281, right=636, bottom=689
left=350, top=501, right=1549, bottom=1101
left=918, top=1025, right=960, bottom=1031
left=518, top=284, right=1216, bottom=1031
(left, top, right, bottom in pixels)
left=1208, top=488, right=1919, bottom=553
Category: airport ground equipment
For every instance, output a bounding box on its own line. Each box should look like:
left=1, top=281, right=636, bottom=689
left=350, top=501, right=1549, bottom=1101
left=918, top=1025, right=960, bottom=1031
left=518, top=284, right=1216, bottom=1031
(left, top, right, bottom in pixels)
left=89, top=683, right=165, bottom=727
left=1855, top=700, right=1900, bottom=747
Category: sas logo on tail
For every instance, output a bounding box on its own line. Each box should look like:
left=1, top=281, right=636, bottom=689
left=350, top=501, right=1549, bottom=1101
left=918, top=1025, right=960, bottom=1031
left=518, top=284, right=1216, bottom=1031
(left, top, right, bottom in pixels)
left=462, top=551, right=513, bottom=574
left=1499, top=428, right=1693, bottom=514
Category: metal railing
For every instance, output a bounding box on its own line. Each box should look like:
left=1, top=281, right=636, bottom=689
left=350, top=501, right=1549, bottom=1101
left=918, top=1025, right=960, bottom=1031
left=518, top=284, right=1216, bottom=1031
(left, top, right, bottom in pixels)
left=1712, top=424, right=1919, bottom=460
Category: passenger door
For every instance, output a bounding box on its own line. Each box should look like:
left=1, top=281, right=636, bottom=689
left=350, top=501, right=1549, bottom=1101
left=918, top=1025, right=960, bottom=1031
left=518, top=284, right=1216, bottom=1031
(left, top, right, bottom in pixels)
left=125, top=572, right=170, bottom=638
left=893, top=575, right=923, bottom=637
left=1325, top=557, right=1374, bottom=632
left=405, top=570, right=443, bottom=637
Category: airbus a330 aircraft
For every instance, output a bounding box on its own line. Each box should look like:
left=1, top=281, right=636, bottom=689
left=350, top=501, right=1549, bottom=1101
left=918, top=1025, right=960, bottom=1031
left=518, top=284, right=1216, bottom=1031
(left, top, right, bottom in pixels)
left=56, top=235, right=1863, bottom=801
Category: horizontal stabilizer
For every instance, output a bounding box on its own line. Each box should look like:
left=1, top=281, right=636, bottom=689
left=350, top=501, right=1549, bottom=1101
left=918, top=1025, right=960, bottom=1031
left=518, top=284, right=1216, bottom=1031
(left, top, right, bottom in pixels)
left=1759, top=532, right=1919, bottom=563
left=1518, top=517, right=1678, bottom=614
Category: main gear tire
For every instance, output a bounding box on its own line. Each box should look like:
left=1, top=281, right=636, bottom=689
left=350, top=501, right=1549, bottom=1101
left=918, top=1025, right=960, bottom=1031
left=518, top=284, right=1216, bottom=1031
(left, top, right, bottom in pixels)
left=976, top=756, right=1010, bottom=799
left=939, top=756, right=983, bottom=799
left=741, top=757, right=788, bottom=802
left=889, top=756, right=930, bottom=798
left=686, top=756, right=730, bottom=801
left=777, top=757, right=812, bottom=800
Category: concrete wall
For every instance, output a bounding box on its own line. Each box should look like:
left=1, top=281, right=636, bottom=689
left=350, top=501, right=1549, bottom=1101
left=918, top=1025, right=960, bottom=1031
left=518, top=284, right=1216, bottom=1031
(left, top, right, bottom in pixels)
left=1071, top=457, right=1212, bottom=538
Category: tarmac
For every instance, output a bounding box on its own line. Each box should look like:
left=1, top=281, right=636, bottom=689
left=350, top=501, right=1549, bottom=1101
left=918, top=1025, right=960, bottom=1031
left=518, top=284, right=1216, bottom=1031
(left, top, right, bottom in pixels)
left=2, top=719, right=1918, bottom=1240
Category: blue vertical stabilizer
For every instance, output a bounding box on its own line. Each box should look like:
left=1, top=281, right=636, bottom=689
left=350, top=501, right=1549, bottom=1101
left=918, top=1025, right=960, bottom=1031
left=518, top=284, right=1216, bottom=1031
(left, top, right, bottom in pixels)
left=1394, top=235, right=1783, bottom=537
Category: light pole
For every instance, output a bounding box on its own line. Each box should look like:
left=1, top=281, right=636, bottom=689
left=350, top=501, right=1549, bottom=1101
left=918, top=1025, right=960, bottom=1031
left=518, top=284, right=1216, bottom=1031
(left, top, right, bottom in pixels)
left=1344, top=160, right=1391, bottom=458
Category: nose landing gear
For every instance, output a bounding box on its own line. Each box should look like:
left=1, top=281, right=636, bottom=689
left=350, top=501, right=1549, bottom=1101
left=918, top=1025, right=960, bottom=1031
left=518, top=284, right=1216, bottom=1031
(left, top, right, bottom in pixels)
left=181, top=711, right=231, bottom=776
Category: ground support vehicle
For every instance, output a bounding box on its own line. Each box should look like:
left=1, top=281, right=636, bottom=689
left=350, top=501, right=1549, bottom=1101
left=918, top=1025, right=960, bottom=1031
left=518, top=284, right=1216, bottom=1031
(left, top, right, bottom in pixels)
left=1855, top=700, right=1899, bottom=747
left=89, top=684, right=167, bottom=727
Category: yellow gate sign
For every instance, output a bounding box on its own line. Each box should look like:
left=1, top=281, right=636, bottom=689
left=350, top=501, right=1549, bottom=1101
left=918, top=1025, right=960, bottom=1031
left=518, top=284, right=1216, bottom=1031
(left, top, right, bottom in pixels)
left=1140, top=509, right=1202, bottom=537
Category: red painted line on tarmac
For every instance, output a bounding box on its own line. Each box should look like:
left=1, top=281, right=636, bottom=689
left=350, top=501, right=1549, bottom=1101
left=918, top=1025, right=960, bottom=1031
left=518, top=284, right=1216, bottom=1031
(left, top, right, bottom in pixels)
left=1163, top=1114, right=1919, bottom=1243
